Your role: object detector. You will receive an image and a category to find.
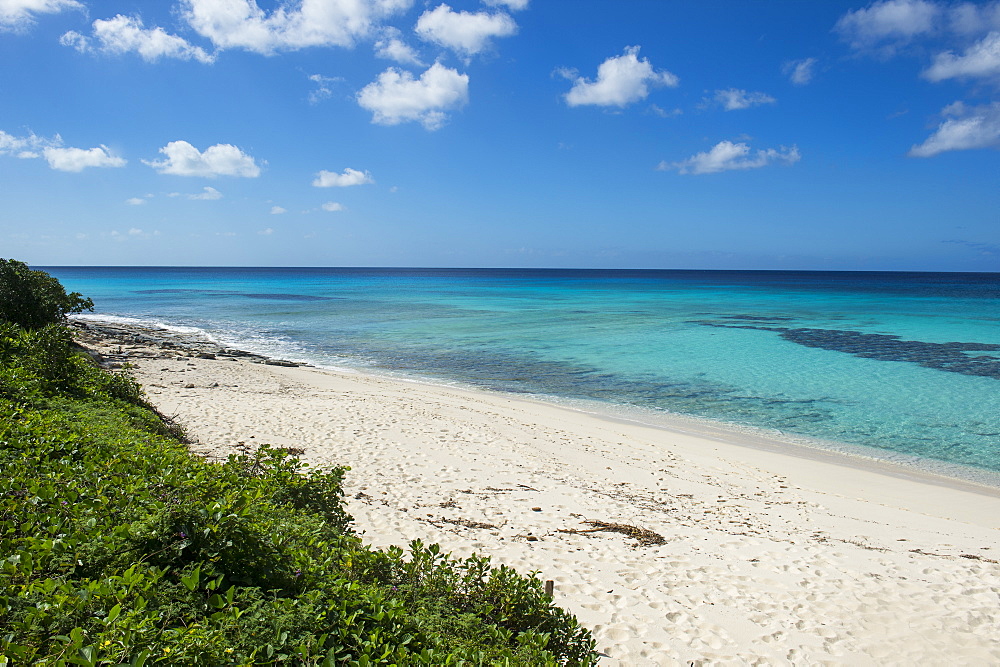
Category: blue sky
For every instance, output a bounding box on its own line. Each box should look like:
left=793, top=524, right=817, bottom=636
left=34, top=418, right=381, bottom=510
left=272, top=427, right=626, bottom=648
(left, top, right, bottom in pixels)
left=1, top=0, right=998, bottom=270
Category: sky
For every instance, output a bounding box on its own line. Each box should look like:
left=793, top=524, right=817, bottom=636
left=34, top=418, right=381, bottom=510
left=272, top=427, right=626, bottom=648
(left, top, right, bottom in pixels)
left=1, top=0, right=998, bottom=271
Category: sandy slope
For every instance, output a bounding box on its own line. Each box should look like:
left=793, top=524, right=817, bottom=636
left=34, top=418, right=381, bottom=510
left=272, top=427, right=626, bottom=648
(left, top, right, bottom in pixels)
left=80, top=327, right=1000, bottom=665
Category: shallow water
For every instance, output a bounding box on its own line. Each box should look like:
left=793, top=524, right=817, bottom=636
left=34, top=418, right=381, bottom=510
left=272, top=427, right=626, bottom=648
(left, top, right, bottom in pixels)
left=46, top=267, right=1000, bottom=476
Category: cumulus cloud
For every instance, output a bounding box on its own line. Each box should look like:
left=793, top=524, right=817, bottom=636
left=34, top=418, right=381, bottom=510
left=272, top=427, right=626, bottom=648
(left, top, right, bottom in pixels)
left=2, top=130, right=127, bottom=172
left=835, top=0, right=939, bottom=54
left=374, top=26, right=424, bottom=65
left=0, top=0, right=81, bottom=31
left=312, top=167, right=374, bottom=187
left=909, top=101, right=1000, bottom=156
left=415, top=4, right=516, bottom=57
left=0, top=129, right=60, bottom=158
left=357, top=62, right=469, bottom=129
left=60, top=15, right=215, bottom=63
left=43, top=145, right=127, bottom=172
left=270, top=205, right=286, bottom=214
left=923, top=30, right=1000, bottom=81
left=563, top=46, right=678, bottom=108
left=258, top=227, right=274, bottom=234
left=189, top=186, right=223, bottom=199
left=784, top=57, right=818, bottom=85
left=660, top=140, right=801, bottom=175
left=144, top=140, right=261, bottom=177
left=125, top=197, right=147, bottom=205
left=180, top=0, right=412, bottom=55
left=322, top=201, right=344, bottom=211
left=709, top=88, right=776, bottom=111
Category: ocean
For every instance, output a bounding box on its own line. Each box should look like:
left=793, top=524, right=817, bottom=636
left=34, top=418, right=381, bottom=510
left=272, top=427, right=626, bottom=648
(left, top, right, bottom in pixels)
left=44, top=266, right=1000, bottom=483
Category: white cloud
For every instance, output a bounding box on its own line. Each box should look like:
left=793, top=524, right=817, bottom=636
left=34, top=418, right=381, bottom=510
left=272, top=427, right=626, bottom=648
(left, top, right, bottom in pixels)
left=415, top=4, right=516, bottom=57
left=258, top=227, right=274, bottom=234
left=270, top=205, right=286, bottom=214
left=660, top=140, right=801, bottom=175
left=0, top=0, right=81, bottom=31
left=189, top=186, right=223, bottom=200
left=43, top=145, right=127, bottom=172
left=357, top=62, right=469, bottom=129
left=947, top=1, right=1000, bottom=36
left=374, top=26, right=424, bottom=65
left=111, top=228, right=160, bottom=240
left=125, top=197, right=147, bottom=205
left=909, top=101, right=1000, bottom=156
left=710, top=88, right=776, bottom=111
left=482, top=0, right=529, bottom=10
left=835, top=0, right=939, bottom=53
left=784, top=57, right=818, bottom=85
left=563, top=46, right=678, bottom=108
left=307, top=73, right=343, bottom=103
left=322, top=201, right=344, bottom=211
left=180, top=0, right=413, bottom=55
left=144, top=140, right=261, bottom=177
left=923, top=30, right=1000, bottom=81
left=649, top=104, right=682, bottom=118
left=60, top=15, right=215, bottom=63
left=312, top=167, right=374, bottom=187
left=0, top=129, right=60, bottom=158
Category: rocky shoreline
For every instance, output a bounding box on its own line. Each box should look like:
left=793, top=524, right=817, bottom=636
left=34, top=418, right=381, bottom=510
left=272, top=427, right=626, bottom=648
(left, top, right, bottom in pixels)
left=70, top=319, right=306, bottom=369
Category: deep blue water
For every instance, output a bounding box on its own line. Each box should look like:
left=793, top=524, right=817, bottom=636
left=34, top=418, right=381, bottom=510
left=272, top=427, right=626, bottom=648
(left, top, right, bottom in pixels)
left=43, top=267, right=1000, bottom=480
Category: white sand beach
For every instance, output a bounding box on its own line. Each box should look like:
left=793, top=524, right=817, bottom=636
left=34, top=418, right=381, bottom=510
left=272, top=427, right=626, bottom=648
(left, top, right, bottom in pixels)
left=80, top=327, right=1000, bottom=665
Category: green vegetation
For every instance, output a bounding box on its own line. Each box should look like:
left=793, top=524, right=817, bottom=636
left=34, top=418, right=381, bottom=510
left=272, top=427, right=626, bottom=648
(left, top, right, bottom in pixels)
left=0, top=266, right=596, bottom=665
left=0, top=259, right=94, bottom=330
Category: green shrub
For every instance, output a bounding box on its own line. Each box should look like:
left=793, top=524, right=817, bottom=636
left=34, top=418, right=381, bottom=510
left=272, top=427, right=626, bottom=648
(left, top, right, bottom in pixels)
left=0, top=265, right=597, bottom=665
left=0, top=260, right=93, bottom=330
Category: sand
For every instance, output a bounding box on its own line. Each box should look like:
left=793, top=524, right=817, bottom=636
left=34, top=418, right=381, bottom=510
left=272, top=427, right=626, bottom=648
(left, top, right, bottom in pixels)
left=78, top=324, right=1000, bottom=665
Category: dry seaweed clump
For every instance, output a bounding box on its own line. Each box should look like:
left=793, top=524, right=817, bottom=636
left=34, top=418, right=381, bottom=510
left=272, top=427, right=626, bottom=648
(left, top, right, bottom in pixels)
left=559, top=520, right=667, bottom=547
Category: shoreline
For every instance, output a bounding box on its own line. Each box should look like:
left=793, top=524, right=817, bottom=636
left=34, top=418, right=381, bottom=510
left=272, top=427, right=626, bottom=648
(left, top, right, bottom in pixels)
left=71, top=316, right=1000, bottom=496
left=72, top=317, right=1000, bottom=664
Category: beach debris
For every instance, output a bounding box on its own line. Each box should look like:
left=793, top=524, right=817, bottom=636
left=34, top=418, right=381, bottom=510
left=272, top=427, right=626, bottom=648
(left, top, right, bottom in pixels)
left=544, top=580, right=554, bottom=596
left=423, top=516, right=497, bottom=530
left=558, top=520, right=666, bottom=547
left=531, top=507, right=542, bottom=512
left=910, top=548, right=998, bottom=563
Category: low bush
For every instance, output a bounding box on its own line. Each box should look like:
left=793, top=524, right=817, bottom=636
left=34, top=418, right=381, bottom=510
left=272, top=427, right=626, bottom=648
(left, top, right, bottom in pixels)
left=0, top=317, right=596, bottom=665
left=0, top=259, right=93, bottom=330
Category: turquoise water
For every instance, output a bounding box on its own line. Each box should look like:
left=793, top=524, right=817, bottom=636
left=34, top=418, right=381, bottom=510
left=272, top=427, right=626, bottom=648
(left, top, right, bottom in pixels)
left=44, top=267, right=1000, bottom=479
